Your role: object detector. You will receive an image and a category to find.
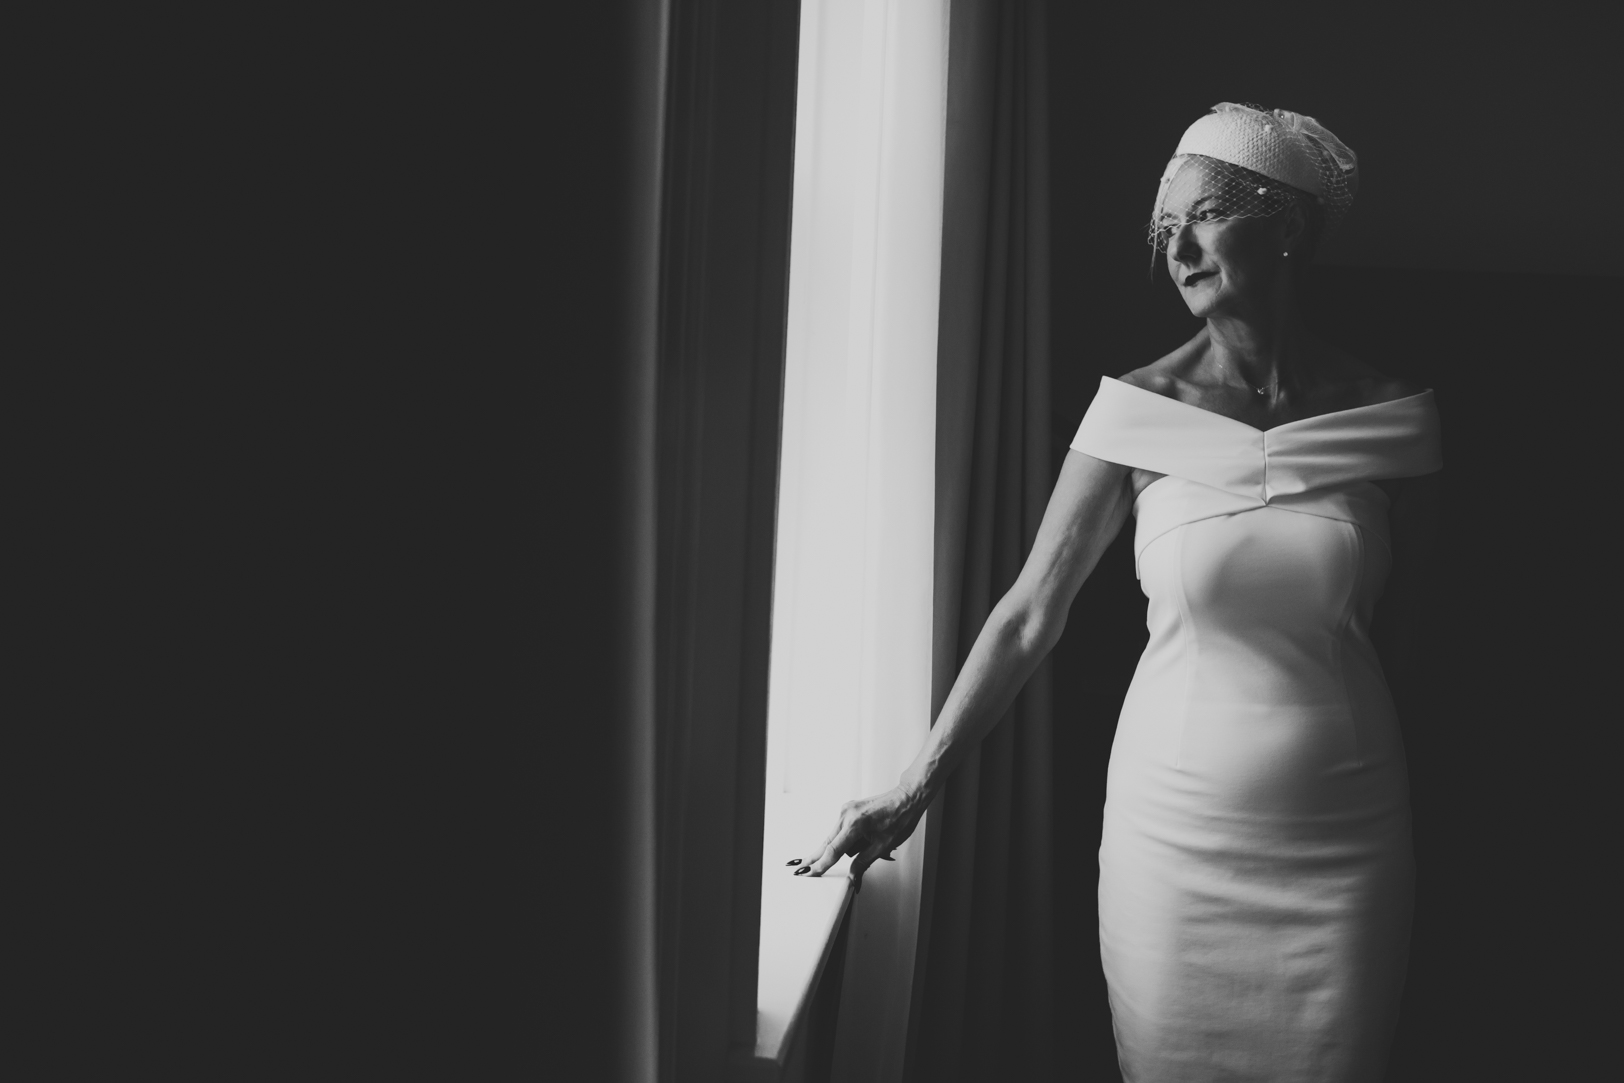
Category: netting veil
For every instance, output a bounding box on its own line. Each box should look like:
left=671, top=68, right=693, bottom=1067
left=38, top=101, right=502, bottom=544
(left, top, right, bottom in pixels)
left=1148, top=102, right=1359, bottom=253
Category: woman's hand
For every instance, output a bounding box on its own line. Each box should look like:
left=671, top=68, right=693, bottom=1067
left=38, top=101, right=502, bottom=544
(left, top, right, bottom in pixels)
left=792, top=785, right=930, bottom=890
left=785, top=452, right=1133, bottom=891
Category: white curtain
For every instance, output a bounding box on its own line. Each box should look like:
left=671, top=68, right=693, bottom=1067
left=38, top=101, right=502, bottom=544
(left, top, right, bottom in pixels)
left=762, top=0, right=949, bottom=1079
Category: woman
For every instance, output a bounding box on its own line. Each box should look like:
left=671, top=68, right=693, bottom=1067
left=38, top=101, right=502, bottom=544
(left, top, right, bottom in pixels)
left=796, top=102, right=1441, bottom=1080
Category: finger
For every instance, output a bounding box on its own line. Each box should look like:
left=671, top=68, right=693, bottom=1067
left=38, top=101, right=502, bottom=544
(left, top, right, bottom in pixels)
left=802, top=804, right=869, bottom=870
left=801, top=814, right=850, bottom=867
left=805, top=831, right=858, bottom=876
left=798, top=835, right=838, bottom=872
left=807, top=822, right=866, bottom=876
left=849, top=837, right=891, bottom=885
left=797, top=840, right=834, bottom=875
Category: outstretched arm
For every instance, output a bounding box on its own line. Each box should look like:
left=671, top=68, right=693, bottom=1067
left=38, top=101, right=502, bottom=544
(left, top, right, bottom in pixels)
left=799, top=449, right=1136, bottom=884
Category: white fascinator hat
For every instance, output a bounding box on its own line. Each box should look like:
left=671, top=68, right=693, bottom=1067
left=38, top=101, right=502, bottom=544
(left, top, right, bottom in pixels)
left=1150, top=102, right=1359, bottom=250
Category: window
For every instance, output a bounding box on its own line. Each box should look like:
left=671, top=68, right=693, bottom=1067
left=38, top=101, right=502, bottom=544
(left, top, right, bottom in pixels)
left=632, top=4, right=951, bottom=1079
left=754, top=1, right=950, bottom=1077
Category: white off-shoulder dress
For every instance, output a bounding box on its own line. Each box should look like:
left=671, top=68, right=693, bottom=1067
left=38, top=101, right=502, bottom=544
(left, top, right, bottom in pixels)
left=1070, top=377, right=1443, bottom=1083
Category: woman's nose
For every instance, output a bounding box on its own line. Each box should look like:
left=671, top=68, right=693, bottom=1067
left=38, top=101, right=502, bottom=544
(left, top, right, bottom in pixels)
left=1168, top=222, right=1201, bottom=263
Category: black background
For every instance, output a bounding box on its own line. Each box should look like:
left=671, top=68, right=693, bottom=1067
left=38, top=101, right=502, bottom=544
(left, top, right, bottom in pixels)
left=32, top=8, right=626, bottom=1077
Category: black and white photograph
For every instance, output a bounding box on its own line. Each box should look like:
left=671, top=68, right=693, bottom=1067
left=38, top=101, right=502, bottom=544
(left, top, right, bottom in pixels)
left=30, top=2, right=1614, bottom=1079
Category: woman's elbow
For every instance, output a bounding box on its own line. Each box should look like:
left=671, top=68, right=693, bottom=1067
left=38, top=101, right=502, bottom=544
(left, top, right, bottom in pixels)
left=1005, top=596, right=1067, bottom=659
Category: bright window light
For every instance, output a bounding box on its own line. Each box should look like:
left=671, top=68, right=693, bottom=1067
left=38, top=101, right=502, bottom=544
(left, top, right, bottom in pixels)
left=757, top=1, right=949, bottom=1077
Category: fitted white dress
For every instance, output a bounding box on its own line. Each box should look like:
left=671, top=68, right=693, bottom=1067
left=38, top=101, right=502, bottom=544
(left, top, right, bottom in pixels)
left=1071, top=377, right=1442, bottom=1083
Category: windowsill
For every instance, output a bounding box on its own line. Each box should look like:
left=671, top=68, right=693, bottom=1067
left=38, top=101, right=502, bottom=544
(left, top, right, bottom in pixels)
left=730, top=796, right=856, bottom=1081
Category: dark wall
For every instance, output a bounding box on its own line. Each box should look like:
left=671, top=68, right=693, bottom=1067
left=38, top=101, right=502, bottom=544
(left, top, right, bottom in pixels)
left=62, top=9, right=638, bottom=1076
left=1046, top=6, right=1613, bottom=1079
left=1045, top=3, right=1618, bottom=280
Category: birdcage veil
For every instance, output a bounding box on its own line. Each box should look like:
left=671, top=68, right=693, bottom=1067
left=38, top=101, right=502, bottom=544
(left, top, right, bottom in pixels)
left=1148, top=102, right=1358, bottom=254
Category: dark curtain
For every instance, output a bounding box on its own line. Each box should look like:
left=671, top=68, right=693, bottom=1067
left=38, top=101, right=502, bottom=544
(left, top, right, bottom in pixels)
left=650, top=5, right=802, bottom=1081
left=905, top=2, right=1054, bottom=1080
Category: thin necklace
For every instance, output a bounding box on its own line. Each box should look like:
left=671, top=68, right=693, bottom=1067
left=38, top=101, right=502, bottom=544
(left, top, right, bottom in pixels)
left=1215, top=356, right=1279, bottom=396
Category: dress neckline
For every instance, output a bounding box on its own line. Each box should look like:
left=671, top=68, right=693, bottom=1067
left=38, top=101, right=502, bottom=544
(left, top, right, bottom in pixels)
left=1105, top=377, right=1433, bottom=436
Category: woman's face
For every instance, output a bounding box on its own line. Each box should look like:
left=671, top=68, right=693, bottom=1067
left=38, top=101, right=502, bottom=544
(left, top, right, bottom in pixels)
left=1156, top=158, right=1290, bottom=320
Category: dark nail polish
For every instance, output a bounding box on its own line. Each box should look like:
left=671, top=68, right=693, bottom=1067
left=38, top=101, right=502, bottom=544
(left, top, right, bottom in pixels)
left=794, top=866, right=810, bottom=876
left=786, top=858, right=802, bottom=866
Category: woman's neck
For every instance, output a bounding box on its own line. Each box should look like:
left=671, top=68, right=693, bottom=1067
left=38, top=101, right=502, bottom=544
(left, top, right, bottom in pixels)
left=1201, top=308, right=1314, bottom=396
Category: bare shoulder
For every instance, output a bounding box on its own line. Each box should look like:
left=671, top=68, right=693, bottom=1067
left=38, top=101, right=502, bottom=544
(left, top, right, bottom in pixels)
left=1116, top=334, right=1206, bottom=399
left=1115, top=365, right=1179, bottom=396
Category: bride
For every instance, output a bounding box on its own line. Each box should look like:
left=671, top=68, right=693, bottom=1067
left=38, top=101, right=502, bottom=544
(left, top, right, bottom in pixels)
left=795, top=102, right=1441, bottom=1081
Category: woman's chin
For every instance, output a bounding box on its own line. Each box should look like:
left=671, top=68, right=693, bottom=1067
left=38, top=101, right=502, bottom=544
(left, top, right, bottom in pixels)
left=1182, top=295, right=1219, bottom=319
